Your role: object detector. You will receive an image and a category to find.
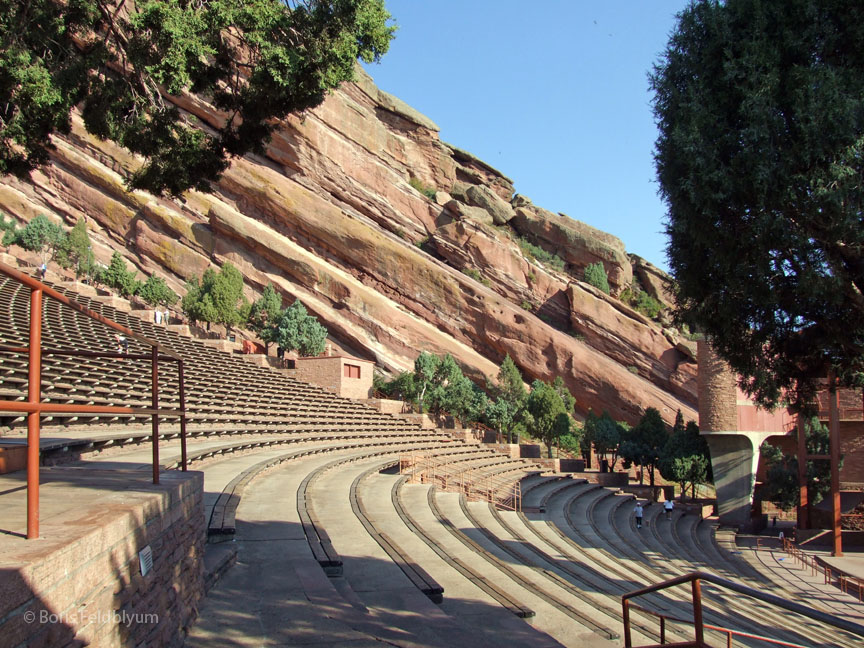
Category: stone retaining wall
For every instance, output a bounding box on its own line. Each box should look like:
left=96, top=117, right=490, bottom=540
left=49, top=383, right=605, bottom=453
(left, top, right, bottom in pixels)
left=0, top=471, right=204, bottom=648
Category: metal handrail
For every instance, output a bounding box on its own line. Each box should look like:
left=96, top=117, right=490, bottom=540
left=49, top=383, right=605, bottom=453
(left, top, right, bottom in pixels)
left=621, top=571, right=864, bottom=647
left=0, top=261, right=187, bottom=539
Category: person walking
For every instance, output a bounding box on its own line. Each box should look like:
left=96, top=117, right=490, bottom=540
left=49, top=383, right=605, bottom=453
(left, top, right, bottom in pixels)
left=634, top=502, right=644, bottom=529
left=664, top=498, right=674, bottom=520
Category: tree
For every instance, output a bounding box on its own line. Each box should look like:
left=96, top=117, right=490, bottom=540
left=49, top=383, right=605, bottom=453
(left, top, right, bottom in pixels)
left=138, top=275, right=179, bottom=308
left=55, top=219, right=95, bottom=279
left=3, top=214, right=66, bottom=266
left=619, top=407, right=668, bottom=486
left=412, top=352, right=439, bottom=414
left=181, top=262, right=245, bottom=331
left=102, top=251, right=141, bottom=297
left=248, top=284, right=283, bottom=351
left=583, top=262, right=610, bottom=294
left=1, top=1, right=395, bottom=197
left=525, top=380, right=569, bottom=459
left=583, top=410, right=624, bottom=471
left=659, top=419, right=712, bottom=501
left=760, top=417, right=837, bottom=511
left=273, top=300, right=328, bottom=357
left=652, top=0, right=864, bottom=410
left=489, top=355, right=528, bottom=443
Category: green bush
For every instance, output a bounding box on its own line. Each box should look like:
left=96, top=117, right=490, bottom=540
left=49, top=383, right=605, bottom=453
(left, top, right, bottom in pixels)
left=583, top=262, right=610, bottom=294
left=520, top=300, right=533, bottom=311
left=462, top=267, right=490, bottom=287
left=409, top=176, right=437, bottom=200
left=517, top=237, right=565, bottom=272
left=620, top=282, right=665, bottom=320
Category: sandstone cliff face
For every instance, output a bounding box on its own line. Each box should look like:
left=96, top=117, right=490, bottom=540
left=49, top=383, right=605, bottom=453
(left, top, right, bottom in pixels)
left=0, top=67, right=696, bottom=425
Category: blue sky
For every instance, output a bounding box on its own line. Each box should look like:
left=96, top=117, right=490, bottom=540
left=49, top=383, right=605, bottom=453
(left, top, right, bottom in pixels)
left=363, top=1, right=691, bottom=271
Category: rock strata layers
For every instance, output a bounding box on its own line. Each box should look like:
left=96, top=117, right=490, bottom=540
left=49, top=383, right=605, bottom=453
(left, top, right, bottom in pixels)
left=0, top=67, right=696, bottom=425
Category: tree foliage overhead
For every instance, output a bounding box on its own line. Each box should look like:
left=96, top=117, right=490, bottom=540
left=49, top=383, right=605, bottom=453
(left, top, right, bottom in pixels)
left=652, top=0, right=864, bottom=410
left=0, top=0, right=395, bottom=196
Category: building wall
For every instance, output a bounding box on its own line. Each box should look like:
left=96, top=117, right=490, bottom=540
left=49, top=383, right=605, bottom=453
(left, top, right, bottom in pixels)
left=1, top=471, right=204, bottom=648
left=293, top=356, right=373, bottom=400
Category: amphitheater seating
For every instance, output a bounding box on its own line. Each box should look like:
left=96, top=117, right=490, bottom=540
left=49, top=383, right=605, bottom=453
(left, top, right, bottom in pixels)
left=3, top=271, right=864, bottom=647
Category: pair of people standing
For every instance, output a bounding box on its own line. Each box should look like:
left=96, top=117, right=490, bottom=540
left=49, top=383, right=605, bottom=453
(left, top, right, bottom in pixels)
left=634, top=499, right=674, bottom=529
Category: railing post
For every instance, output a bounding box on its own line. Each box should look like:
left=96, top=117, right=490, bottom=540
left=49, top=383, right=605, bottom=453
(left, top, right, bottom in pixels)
left=692, top=577, right=705, bottom=647
left=27, top=287, right=43, bottom=540
left=622, top=599, right=632, bottom=648
left=178, top=359, right=187, bottom=471
left=151, top=346, right=159, bottom=485
left=828, top=373, right=842, bottom=556
left=660, top=615, right=665, bottom=644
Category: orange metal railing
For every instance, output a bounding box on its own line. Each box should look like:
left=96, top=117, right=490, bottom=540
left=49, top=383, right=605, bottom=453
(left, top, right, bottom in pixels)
left=399, top=452, right=522, bottom=511
left=621, top=572, right=864, bottom=647
left=780, top=538, right=864, bottom=601
left=0, top=261, right=187, bottom=539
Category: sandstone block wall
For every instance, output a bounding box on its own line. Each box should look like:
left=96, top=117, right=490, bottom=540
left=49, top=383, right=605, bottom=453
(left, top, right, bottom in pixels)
left=293, top=356, right=373, bottom=400
left=0, top=471, right=204, bottom=648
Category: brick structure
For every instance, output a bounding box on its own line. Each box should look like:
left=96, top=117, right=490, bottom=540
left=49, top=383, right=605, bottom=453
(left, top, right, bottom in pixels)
left=0, top=471, right=204, bottom=648
left=293, top=354, right=374, bottom=400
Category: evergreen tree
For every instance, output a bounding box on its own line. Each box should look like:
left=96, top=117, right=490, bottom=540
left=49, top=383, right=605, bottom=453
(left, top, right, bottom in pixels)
left=248, top=284, right=283, bottom=351
left=525, top=380, right=569, bottom=459
left=658, top=419, right=712, bottom=501
left=583, top=410, right=625, bottom=471
left=489, top=354, right=528, bottom=443
left=56, top=219, right=95, bottom=279
left=138, top=275, right=179, bottom=307
left=273, top=300, right=328, bottom=357
left=181, top=262, right=245, bottom=331
left=619, top=407, right=668, bottom=486
left=652, top=0, right=864, bottom=409
left=3, top=214, right=66, bottom=267
left=583, top=262, right=610, bottom=294
left=102, top=252, right=141, bottom=297
left=1, top=1, right=395, bottom=196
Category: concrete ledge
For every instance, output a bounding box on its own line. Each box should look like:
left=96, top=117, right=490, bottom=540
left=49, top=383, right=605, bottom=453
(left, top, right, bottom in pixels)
left=364, top=399, right=405, bottom=415
left=91, top=294, right=132, bottom=311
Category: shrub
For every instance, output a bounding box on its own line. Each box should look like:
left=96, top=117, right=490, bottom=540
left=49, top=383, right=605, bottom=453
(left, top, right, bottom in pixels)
left=408, top=176, right=437, bottom=200
left=520, top=300, right=533, bottom=311
left=583, top=262, right=610, bottom=294
left=517, top=237, right=565, bottom=272
left=621, top=281, right=665, bottom=320
left=462, top=267, right=490, bottom=287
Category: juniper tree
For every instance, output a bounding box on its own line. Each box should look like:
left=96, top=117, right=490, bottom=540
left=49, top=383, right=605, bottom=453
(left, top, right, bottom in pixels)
left=1, top=0, right=394, bottom=196
left=652, top=0, right=864, bottom=409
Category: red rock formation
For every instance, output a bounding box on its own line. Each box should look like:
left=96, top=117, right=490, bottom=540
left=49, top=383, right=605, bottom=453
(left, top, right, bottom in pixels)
left=0, top=68, right=696, bottom=425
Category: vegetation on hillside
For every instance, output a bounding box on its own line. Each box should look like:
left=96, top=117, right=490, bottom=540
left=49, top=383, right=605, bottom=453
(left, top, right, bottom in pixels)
left=0, top=0, right=394, bottom=196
